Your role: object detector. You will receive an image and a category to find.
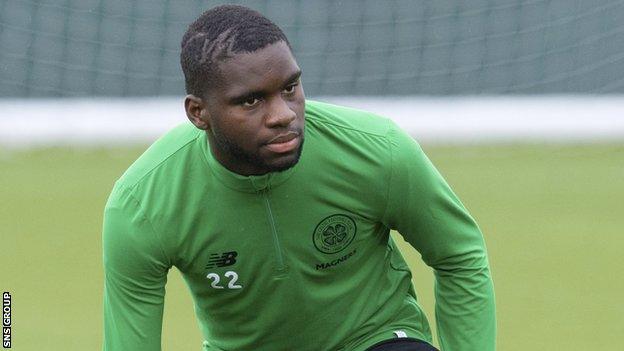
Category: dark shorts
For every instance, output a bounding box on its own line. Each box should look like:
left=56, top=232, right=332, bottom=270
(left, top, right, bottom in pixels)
left=365, top=338, right=439, bottom=351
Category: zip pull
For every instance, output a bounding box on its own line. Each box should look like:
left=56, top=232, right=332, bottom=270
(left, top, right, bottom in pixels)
left=249, top=174, right=272, bottom=192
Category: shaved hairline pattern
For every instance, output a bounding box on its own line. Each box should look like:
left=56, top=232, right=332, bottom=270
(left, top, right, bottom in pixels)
left=180, top=5, right=290, bottom=97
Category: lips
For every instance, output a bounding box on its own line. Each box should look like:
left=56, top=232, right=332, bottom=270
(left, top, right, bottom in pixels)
left=265, top=132, right=300, bottom=153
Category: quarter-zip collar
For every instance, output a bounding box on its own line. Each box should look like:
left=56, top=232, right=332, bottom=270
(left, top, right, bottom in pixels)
left=200, top=132, right=298, bottom=193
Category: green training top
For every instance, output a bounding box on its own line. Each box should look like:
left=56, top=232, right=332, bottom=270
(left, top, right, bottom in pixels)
left=102, top=100, right=495, bottom=351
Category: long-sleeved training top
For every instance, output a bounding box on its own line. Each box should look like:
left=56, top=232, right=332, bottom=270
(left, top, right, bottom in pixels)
left=102, top=100, right=496, bottom=351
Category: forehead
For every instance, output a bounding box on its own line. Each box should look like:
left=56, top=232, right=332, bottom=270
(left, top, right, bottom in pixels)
left=213, top=41, right=300, bottom=98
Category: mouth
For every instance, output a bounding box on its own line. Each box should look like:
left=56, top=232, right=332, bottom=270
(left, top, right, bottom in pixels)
left=265, top=131, right=301, bottom=154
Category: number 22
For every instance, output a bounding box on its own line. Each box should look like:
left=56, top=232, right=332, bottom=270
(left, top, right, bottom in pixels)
left=206, top=271, right=242, bottom=289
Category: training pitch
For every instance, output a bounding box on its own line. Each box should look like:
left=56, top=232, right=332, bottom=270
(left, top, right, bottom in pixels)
left=1, top=143, right=622, bottom=350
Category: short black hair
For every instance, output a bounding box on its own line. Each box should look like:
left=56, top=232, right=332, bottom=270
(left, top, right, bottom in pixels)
left=180, top=5, right=290, bottom=97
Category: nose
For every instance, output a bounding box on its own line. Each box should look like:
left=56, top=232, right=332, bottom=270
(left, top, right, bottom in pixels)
left=265, top=97, right=296, bottom=128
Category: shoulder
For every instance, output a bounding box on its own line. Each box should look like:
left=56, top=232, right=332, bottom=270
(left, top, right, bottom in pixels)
left=304, top=99, right=419, bottom=162
left=114, top=123, right=203, bottom=190
left=106, top=122, right=205, bottom=218
left=305, top=100, right=393, bottom=139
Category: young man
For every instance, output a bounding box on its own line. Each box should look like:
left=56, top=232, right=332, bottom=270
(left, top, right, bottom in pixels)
left=102, top=5, right=496, bottom=351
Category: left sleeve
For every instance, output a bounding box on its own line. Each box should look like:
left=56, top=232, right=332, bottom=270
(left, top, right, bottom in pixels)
left=381, top=121, right=496, bottom=351
left=102, top=186, right=171, bottom=350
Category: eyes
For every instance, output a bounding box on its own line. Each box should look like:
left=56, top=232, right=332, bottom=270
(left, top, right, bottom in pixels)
left=242, top=96, right=261, bottom=108
left=283, top=83, right=297, bottom=94
left=241, top=82, right=299, bottom=108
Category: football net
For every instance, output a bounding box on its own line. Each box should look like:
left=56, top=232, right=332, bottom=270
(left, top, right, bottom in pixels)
left=1, top=0, right=624, bottom=97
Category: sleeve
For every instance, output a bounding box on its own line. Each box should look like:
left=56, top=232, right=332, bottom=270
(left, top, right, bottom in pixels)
left=381, top=122, right=496, bottom=351
left=102, top=186, right=171, bottom=351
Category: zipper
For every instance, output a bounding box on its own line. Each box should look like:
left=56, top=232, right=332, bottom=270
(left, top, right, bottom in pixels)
left=260, top=189, right=286, bottom=273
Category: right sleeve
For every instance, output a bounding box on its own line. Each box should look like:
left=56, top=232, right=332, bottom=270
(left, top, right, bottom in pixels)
left=381, top=122, right=495, bottom=351
left=102, top=186, right=171, bottom=351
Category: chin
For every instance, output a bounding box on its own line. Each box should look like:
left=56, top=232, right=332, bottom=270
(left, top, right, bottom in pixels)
left=266, top=154, right=300, bottom=173
left=265, top=142, right=303, bottom=173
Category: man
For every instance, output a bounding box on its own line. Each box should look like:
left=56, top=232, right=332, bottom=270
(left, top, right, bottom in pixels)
left=102, top=5, right=495, bottom=351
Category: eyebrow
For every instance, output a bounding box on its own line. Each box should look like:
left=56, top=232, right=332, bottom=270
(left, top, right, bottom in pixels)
left=229, top=69, right=302, bottom=104
left=284, top=70, right=302, bottom=86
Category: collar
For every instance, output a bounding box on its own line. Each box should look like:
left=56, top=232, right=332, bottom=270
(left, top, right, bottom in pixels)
left=200, top=132, right=298, bottom=193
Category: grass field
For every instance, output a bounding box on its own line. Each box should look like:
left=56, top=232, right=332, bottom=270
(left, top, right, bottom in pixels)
left=1, top=143, right=622, bottom=350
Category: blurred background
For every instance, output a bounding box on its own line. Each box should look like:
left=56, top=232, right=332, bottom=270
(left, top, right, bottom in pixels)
left=1, top=0, right=623, bottom=350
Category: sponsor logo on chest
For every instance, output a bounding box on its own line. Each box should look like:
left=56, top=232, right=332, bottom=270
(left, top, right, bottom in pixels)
left=312, top=214, right=358, bottom=269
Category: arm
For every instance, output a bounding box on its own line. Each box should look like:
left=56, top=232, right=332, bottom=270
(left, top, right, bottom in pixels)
left=102, top=186, right=171, bottom=350
left=382, top=123, right=496, bottom=351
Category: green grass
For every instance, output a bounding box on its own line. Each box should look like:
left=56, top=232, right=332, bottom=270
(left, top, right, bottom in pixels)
left=1, top=144, right=622, bottom=350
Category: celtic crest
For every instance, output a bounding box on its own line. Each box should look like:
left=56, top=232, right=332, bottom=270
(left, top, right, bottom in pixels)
left=313, top=214, right=357, bottom=254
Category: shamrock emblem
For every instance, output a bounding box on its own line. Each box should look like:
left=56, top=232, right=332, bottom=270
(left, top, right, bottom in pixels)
left=313, top=214, right=357, bottom=254
left=322, top=224, right=347, bottom=246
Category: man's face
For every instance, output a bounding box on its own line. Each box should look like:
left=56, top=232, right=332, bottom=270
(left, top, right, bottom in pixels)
left=189, top=40, right=305, bottom=176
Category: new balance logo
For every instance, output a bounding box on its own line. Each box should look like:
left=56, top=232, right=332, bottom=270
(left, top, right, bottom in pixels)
left=205, top=251, right=238, bottom=269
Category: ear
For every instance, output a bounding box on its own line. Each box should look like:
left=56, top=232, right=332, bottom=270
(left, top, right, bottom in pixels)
left=185, top=94, right=210, bottom=130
